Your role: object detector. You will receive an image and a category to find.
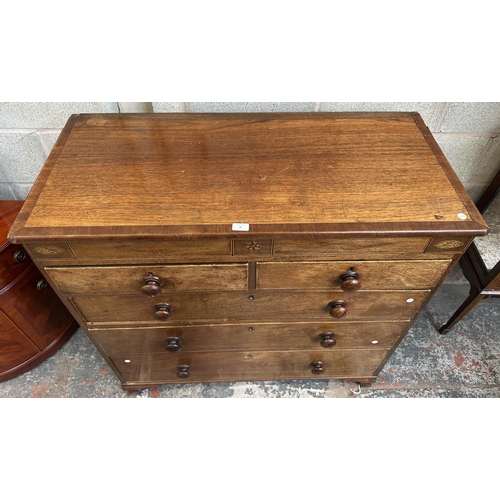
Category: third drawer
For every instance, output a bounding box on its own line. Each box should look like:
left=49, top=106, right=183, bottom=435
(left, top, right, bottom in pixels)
left=90, top=321, right=409, bottom=355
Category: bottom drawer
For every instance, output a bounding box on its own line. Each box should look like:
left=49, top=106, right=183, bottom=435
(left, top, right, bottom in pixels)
left=111, top=349, right=389, bottom=385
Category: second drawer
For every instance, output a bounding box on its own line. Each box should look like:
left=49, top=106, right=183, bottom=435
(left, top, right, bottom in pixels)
left=71, top=290, right=429, bottom=325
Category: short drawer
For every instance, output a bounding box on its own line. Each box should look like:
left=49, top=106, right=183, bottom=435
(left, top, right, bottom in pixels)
left=71, top=290, right=429, bottom=325
left=45, top=263, right=248, bottom=294
left=91, top=321, right=408, bottom=354
left=257, top=260, right=451, bottom=291
left=273, top=237, right=430, bottom=255
left=111, top=349, right=390, bottom=384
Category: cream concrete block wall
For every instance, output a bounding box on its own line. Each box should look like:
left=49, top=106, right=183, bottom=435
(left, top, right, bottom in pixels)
left=1, top=102, right=499, bottom=202
left=0, top=102, right=120, bottom=200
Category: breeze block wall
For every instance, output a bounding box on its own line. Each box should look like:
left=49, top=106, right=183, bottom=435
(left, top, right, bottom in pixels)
left=0, top=102, right=119, bottom=200
left=1, top=102, right=499, bottom=202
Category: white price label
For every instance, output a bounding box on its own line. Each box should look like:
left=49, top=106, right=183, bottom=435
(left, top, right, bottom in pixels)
left=232, top=223, right=250, bottom=231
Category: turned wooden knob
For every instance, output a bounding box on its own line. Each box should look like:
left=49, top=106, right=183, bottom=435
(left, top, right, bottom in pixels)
left=165, top=337, right=182, bottom=353
left=339, top=270, right=361, bottom=291
left=319, top=332, right=336, bottom=348
left=328, top=300, right=347, bottom=318
left=311, top=361, right=324, bottom=374
left=141, top=273, right=164, bottom=297
left=154, top=303, right=173, bottom=320
left=177, top=365, right=191, bottom=379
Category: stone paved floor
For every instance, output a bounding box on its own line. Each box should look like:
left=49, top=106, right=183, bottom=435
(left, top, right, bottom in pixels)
left=1, top=271, right=499, bottom=398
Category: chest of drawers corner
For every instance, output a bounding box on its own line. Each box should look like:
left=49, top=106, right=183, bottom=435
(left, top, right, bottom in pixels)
left=9, top=112, right=488, bottom=391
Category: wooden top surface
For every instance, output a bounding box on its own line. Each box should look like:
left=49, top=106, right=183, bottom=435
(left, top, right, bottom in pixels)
left=9, top=112, right=488, bottom=241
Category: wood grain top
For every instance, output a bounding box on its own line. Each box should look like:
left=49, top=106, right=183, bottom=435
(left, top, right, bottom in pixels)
left=9, top=112, right=488, bottom=241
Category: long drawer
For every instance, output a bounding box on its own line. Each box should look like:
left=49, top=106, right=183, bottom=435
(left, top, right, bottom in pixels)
left=111, top=349, right=390, bottom=384
left=91, top=322, right=408, bottom=354
left=71, top=290, right=429, bottom=325
left=257, top=260, right=451, bottom=290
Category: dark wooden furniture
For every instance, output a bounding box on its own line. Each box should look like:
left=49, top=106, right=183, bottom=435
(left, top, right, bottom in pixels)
left=440, top=168, right=500, bottom=333
left=0, top=200, right=78, bottom=382
left=9, top=112, right=488, bottom=391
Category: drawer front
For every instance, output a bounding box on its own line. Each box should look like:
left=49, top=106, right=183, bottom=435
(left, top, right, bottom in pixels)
left=274, top=237, right=430, bottom=255
left=68, top=240, right=231, bottom=260
left=111, top=349, right=389, bottom=384
left=0, top=244, right=32, bottom=289
left=72, top=290, right=429, bottom=325
left=257, top=260, right=451, bottom=290
left=46, top=264, right=248, bottom=294
left=91, top=322, right=408, bottom=354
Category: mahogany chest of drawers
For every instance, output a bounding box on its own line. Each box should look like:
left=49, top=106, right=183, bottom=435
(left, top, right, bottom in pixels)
left=8, top=112, right=488, bottom=391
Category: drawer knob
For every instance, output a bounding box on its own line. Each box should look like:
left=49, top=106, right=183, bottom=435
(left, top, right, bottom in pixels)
left=310, top=361, right=325, bottom=375
left=177, top=365, right=191, bottom=379
left=141, top=273, right=164, bottom=297
left=37, top=279, right=49, bottom=291
left=154, top=302, right=174, bottom=321
left=14, top=249, right=27, bottom=262
left=165, top=337, right=183, bottom=353
left=339, top=270, right=361, bottom=291
left=328, top=300, right=347, bottom=318
left=319, top=332, right=336, bottom=348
